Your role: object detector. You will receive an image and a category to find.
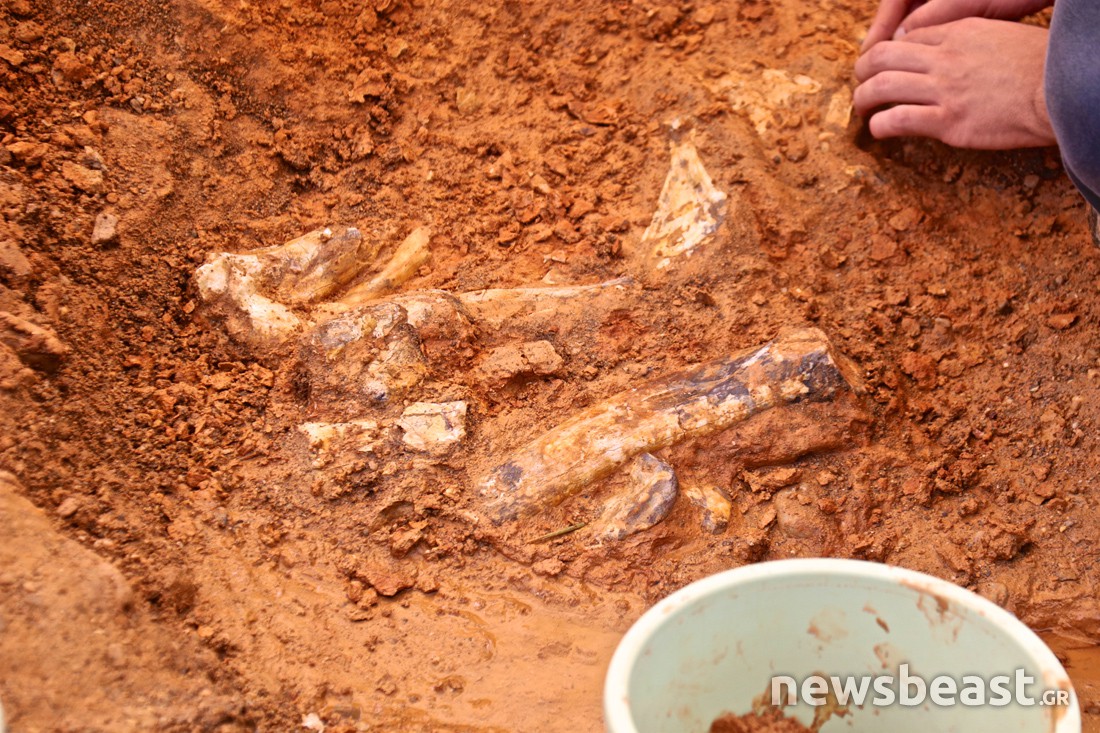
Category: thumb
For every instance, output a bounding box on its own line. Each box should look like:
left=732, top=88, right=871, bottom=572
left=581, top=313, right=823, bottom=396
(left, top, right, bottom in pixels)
left=862, top=0, right=912, bottom=50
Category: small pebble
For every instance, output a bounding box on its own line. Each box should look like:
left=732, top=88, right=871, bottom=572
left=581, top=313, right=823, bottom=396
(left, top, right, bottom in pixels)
left=91, top=211, right=119, bottom=246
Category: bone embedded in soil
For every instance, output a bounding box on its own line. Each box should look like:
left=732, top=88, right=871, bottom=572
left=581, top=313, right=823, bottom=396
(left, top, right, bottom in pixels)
left=683, top=481, right=734, bottom=534
left=643, top=125, right=728, bottom=265
left=193, top=224, right=426, bottom=349
left=479, top=326, right=866, bottom=525
left=396, top=401, right=468, bottom=454
left=589, top=452, right=679, bottom=541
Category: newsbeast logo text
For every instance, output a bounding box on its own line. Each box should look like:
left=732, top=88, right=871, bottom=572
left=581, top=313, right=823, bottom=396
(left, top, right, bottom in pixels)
left=771, top=666, right=1072, bottom=708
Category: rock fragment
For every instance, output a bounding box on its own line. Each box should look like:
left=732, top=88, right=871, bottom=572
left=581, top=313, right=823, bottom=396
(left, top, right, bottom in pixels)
left=6, top=141, right=48, bottom=167
left=0, top=44, right=25, bottom=67
left=0, top=311, right=68, bottom=372
left=61, top=161, right=105, bottom=193
left=397, top=401, right=467, bottom=454
left=0, top=240, right=32, bottom=281
left=91, top=211, right=119, bottom=246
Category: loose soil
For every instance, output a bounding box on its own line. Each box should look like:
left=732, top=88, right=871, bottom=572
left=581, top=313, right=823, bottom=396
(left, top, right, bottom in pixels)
left=710, top=709, right=815, bottom=733
left=1, top=0, right=1099, bottom=731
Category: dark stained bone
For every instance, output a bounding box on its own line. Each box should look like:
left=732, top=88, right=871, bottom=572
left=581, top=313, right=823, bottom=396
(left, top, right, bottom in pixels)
left=479, top=327, right=863, bottom=524
left=589, top=453, right=679, bottom=541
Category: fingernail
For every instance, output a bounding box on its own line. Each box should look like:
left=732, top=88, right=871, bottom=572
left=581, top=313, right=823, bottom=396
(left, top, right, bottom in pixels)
left=893, top=26, right=906, bottom=39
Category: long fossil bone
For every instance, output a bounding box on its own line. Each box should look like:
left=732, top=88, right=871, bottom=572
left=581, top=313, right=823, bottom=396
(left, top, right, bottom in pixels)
left=478, top=327, right=863, bottom=524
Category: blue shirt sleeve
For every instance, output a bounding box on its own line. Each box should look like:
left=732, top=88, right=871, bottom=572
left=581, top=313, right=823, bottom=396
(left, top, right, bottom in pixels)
left=1046, top=0, right=1100, bottom=211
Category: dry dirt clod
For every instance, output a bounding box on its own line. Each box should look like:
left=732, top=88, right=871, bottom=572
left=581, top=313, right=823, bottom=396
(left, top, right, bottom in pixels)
left=357, top=554, right=418, bottom=597
left=297, top=420, right=379, bottom=467
left=479, top=327, right=865, bottom=524
left=5, top=141, right=48, bottom=167
left=478, top=340, right=564, bottom=383
left=0, top=240, right=32, bottom=281
left=61, top=161, right=105, bottom=193
left=0, top=312, right=69, bottom=372
left=0, top=44, right=26, bottom=67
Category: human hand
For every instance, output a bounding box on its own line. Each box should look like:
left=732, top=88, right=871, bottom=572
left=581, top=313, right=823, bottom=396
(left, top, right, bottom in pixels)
left=854, top=18, right=1056, bottom=149
left=862, top=0, right=1053, bottom=51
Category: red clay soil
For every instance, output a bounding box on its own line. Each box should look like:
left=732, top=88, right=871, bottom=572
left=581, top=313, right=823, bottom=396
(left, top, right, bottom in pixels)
left=1, top=0, right=1099, bottom=731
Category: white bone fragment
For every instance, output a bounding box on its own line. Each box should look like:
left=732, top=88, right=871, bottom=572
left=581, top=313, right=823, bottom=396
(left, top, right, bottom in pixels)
left=641, top=140, right=727, bottom=260
left=340, top=226, right=431, bottom=307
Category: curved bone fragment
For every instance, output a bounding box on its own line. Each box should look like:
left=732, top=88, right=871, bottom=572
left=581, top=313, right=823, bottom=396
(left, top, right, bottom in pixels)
left=340, top=226, right=431, bottom=308
left=642, top=139, right=727, bottom=261
left=479, top=327, right=862, bottom=524
left=589, top=453, right=679, bottom=542
left=194, top=225, right=431, bottom=349
left=193, top=226, right=367, bottom=347
left=268, top=226, right=369, bottom=304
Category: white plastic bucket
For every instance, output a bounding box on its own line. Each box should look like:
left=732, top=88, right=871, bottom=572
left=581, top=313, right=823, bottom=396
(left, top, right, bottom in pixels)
left=605, top=559, right=1080, bottom=733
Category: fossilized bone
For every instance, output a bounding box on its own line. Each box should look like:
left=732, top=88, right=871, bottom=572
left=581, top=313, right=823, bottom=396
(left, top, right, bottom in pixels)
left=195, top=220, right=632, bottom=361
left=302, top=300, right=430, bottom=406
left=706, top=68, right=823, bottom=136
left=682, top=482, right=732, bottom=534
left=455, top=277, right=633, bottom=331
left=194, top=226, right=425, bottom=348
left=478, top=327, right=863, bottom=524
left=642, top=138, right=727, bottom=262
left=339, top=226, right=431, bottom=308
left=587, top=453, right=679, bottom=542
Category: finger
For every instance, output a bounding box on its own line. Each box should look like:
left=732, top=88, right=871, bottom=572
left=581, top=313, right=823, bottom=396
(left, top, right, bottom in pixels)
left=898, top=0, right=981, bottom=36
left=896, top=23, right=948, bottom=45
left=868, top=104, right=948, bottom=140
left=853, top=71, right=939, bottom=117
left=854, top=40, right=935, bottom=82
left=861, top=0, right=914, bottom=51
